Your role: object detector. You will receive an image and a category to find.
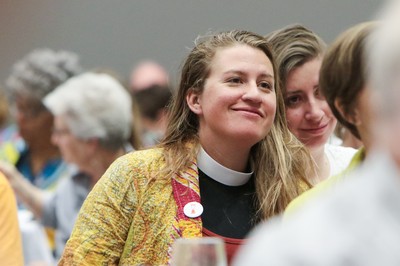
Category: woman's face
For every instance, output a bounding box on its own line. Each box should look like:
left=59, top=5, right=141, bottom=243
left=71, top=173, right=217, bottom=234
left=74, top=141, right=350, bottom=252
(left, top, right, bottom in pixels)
left=284, top=57, right=336, bottom=149
left=51, top=116, right=90, bottom=168
left=12, top=95, right=53, bottom=145
left=188, top=44, right=276, bottom=149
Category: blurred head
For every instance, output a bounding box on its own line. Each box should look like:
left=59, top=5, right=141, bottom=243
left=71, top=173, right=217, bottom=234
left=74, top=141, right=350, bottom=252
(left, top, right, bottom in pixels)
left=164, top=30, right=281, bottom=149
left=130, top=61, right=169, bottom=92
left=5, top=49, right=82, bottom=144
left=320, top=22, right=378, bottom=151
left=43, top=72, right=132, bottom=164
left=134, top=85, right=172, bottom=147
left=368, top=0, right=400, bottom=163
left=134, top=85, right=172, bottom=123
left=92, top=67, right=143, bottom=150
left=266, top=24, right=336, bottom=149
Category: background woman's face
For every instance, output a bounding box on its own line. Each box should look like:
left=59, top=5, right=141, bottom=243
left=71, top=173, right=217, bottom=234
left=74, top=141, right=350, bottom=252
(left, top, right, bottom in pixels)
left=12, top=95, right=53, bottom=145
left=284, top=57, right=337, bottom=149
left=191, top=44, right=276, bottom=149
left=51, top=116, right=89, bottom=168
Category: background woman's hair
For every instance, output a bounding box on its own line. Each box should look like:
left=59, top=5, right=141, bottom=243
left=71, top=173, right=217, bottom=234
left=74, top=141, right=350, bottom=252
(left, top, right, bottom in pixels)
left=44, top=72, right=133, bottom=151
left=266, top=24, right=326, bottom=95
left=6, top=48, right=82, bottom=101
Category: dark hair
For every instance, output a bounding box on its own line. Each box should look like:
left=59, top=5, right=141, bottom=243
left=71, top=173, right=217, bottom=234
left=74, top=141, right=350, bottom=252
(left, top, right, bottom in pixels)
left=134, top=85, right=172, bottom=121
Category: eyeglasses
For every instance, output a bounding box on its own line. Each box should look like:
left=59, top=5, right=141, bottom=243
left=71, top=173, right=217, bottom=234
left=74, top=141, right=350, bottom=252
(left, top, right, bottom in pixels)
left=52, top=127, right=71, bottom=136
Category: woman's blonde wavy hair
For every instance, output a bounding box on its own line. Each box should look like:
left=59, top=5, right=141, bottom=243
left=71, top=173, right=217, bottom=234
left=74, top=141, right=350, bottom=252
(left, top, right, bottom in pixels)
left=160, top=30, right=313, bottom=219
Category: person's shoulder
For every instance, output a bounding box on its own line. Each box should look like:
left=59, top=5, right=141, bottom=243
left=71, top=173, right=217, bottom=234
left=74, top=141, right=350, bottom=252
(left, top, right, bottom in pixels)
left=318, top=153, right=399, bottom=213
left=105, top=147, right=166, bottom=183
left=285, top=173, right=342, bottom=217
left=285, top=148, right=367, bottom=217
left=235, top=170, right=375, bottom=266
left=235, top=153, right=400, bottom=266
left=117, top=147, right=164, bottom=167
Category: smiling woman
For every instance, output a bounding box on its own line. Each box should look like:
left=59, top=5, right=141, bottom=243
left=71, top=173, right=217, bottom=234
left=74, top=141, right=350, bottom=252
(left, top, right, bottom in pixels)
left=186, top=44, right=277, bottom=170
left=60, top=30, right=314, bottom=265
left=266, top=24, right=357, bottom=183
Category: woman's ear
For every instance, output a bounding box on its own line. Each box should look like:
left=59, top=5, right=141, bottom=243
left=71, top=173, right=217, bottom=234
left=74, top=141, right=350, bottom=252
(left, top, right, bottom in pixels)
left=334, top=99, right=361, bottom=126
left=186, top=88, right=203, bottom=115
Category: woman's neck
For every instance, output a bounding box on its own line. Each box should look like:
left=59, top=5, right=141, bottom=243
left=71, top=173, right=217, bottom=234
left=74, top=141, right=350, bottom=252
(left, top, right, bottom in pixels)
left=199, top=140, right=251, bottom=173
left=84, top=148, right=126, bottom=188
left=197, top=147, right=252, bottom=186
left=309, top=145, right=330, bottom=184
left=29, top=143, right=61, bottom=176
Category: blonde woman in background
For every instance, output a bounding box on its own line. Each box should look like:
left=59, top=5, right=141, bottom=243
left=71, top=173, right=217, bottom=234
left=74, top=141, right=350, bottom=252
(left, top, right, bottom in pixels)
left=284, top=21, right=378, bottom=215
left=266, top=25, right=356, bottom=184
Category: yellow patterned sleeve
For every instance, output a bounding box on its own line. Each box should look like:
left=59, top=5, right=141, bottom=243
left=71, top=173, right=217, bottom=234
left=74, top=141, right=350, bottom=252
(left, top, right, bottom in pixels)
left=59, top=149, right=163, bottom=265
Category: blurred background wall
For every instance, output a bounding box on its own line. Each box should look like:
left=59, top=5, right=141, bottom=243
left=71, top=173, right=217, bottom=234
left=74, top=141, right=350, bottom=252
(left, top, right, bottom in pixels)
left=0, top=0, right=381, bottom=87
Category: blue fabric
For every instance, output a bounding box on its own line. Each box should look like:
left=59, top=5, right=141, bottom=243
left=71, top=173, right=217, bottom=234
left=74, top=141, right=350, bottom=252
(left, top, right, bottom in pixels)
left=16, top=146, right=67, bottom=190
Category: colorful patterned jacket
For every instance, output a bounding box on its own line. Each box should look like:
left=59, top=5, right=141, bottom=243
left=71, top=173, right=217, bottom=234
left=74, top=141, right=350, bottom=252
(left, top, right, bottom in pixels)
left=59, top=148, right=203, bottom=265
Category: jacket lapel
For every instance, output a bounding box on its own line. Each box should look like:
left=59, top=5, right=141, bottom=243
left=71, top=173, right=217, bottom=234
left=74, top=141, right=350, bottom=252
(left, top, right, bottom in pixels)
left=171, top=159, right=203, bottom=238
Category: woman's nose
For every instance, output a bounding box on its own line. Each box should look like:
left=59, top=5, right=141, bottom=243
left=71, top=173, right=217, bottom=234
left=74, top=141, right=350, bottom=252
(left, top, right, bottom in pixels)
left=242, top=83, right=263, bottom=103
left=304, top=100, right=324, bottom=121
left=51, top=132, right=59, bottom=146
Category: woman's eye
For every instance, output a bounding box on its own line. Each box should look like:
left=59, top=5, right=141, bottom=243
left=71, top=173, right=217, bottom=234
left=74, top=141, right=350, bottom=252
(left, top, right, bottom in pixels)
left=228, top=77, right=242, bottom=84
left=285, top=95, right=301, bottom=107
left=259, top=81, right=273, bottom=90
left=314, top=87, right=325, bottom=99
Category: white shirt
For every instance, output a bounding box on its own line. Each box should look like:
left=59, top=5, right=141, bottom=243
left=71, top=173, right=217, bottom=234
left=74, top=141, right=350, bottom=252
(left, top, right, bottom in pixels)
left=325, top=143, right=357, bottom=176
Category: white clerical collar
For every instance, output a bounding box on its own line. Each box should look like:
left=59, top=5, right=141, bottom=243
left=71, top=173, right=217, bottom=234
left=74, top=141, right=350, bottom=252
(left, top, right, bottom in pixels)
left=197, top=147, right=253, bottom=186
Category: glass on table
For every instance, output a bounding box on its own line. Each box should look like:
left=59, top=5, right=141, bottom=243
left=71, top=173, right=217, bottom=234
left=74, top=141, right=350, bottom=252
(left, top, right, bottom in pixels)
left=171, top=237, right=227, bottom=266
